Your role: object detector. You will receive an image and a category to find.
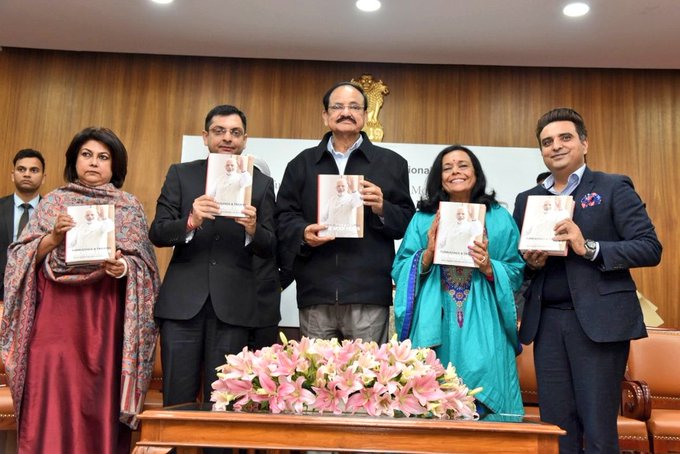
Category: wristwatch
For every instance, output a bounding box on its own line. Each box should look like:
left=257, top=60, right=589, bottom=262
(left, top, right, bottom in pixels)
left=583, top=239, right=598, bottom=261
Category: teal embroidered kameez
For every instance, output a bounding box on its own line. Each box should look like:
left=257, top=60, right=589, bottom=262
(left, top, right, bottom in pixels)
left=392, top=204, right=525, bottom=416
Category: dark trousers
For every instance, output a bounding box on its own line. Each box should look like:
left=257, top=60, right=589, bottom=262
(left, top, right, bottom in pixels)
left=160, top=299, right=277, bottom=407
left=534, top=307, right=629, bottom=454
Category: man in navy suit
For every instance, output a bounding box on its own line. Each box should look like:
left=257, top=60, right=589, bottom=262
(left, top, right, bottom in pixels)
left=1, top=149, right=46, bottom=301
left=513, top=108, right=662, bottom=454
left=150, top=105, right=279, bottom=407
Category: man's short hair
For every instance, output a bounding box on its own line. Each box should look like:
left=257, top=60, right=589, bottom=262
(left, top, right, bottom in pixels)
left=13, top=148, right=45, bottom=170
left=204, top=105, right=247, bottom=132
left=322, top=82, right=368, bottom=111
left=535, top=107, right=588, bottom=145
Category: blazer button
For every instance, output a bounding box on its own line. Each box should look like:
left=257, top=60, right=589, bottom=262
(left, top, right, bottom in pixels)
left=210, top=259, right=217, bottom=266
left=214, top=234, right=221, bottom=241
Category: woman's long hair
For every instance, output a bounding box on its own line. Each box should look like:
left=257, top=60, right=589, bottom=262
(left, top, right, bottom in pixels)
left=417, top=145, right=498, bottom=213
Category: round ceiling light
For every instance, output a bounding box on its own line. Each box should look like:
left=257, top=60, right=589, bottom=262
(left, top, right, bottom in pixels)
left=563, top=2, right=590, bottom=17
left=356, top=0, right=381, bottom=13
left=151, top=0, right=174, bottom=4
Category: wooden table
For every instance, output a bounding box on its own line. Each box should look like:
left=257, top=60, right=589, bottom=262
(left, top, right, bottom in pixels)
left=133, top=404, right=564, bottom=454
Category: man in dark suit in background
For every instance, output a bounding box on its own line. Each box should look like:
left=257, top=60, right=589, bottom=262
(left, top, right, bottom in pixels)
left=276, top=82, right=414, bottom=343
left=150, top=105, right=279, bottom=407
left=1, top=149, right=46, bottom=301
left=513, top=108, right=662, bottom=454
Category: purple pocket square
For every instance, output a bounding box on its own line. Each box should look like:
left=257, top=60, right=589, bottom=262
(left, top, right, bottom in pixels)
left=581, top=192, right=602, bottom=208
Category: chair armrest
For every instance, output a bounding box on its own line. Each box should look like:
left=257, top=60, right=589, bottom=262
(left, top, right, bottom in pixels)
left=621, top=379, right=652, bottom=421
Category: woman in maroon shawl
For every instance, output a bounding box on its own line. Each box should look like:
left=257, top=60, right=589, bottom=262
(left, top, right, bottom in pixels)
left=1, top=127, right=159, bottom=454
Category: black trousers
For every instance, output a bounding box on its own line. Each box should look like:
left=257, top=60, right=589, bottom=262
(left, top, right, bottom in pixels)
left=534, top=307, right=629, bottom=454
left=160, top=298, right=278, bottom=407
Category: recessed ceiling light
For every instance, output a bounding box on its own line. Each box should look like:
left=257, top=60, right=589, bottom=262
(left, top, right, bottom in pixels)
left=563, top=2, right=590, bottom=17
left=356, top=0, right=381, bottom=13
left=151, top=0, right=174, bottom=4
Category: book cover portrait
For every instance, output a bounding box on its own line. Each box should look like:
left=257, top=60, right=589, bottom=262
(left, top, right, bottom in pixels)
left=434, top=202, right=486, bottom=267
left=65, top=204, right=115, bottom=264
left=318, top=174, right=364, bottom=238
left=205, top=153, right=254, bottom=217
left=518, top=195, right=574, bottom=255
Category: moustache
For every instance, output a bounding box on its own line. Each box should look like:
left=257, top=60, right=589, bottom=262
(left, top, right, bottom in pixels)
left=337, top=116, right=356, bottom=124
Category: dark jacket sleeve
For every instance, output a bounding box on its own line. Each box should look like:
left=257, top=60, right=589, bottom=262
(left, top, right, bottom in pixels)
left=149, top=164, right=192, bottom=247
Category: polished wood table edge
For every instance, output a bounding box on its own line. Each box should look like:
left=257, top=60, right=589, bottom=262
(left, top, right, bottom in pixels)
left=137, top=407, right=564, bottom=434
left=134, top=407, right=565, bottom=454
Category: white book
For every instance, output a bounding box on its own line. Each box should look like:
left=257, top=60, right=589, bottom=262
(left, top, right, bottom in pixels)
left=317, top=174, right=364, bottom=238
left=434, top=202, right=486, bottom=267
left=518, top=195, right=575, bottom=256
left=65, top=204, right=115, bottom=265
left=205, top=154, right=254, bottom=217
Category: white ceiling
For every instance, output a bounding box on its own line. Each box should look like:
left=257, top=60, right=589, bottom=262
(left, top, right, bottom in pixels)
left=1, top=0, right=679, bottom=69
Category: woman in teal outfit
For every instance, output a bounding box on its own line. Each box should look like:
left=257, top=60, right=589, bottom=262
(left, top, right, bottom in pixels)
left=392, top=145, right=524, bottom=418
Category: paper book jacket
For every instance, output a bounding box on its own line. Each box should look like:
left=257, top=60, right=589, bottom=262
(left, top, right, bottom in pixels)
left=317, top=174, right=364, bottom=238
left=434, top=202, right=486, bottom=267
left=205, top=153, right=254, bottom=217
left=65, top=204, right=115, bottom=264
left=518, top=195, right=575, bottom=256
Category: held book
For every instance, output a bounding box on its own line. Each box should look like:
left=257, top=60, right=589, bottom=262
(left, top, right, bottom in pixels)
left=205, top=153, right=254, bottom=217
left=317, top=174, right=364, bottom=238
left=65, top=204, right=115, bottom=265
left=518, top=195, right=575, bottom=256
left=434, top=202, right=486, bottom=267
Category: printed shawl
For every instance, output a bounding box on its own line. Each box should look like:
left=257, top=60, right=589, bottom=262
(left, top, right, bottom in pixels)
left=0, top=182, right=160, bottom=429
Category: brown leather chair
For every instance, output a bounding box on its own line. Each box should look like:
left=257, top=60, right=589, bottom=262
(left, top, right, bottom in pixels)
left=516, top=342, right=651, bottom=453
left=0, top=303, right=17, bottom=432
left=627, top=327, right=680, bottom=454
left=516, top=341, right=540, bottom=422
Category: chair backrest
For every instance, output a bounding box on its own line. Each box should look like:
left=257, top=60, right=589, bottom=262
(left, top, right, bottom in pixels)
left=0, top=304, right=6, bottom=385
left=516, top=342, right=538, bottom=405
left=627, top=328, right=680, bottom=409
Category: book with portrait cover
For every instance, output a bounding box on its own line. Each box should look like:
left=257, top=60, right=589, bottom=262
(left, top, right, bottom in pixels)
left=518, top=195, right=575, bottom=256
left=317, top=174, right=364, bottom=238
left=65, top=204, right=116, bottom=265
left=205, top=154, right=254, bottom=217
left=434, top=202, right=486, bottom=267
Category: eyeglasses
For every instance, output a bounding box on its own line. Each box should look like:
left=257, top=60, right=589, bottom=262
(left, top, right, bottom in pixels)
left=327, top=104, right=364, bottom=113
left=209, top=127, right=245, bottom=138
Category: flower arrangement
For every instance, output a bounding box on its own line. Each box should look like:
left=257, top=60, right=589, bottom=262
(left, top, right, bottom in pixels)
left=211, top=334, right=479, bottom=419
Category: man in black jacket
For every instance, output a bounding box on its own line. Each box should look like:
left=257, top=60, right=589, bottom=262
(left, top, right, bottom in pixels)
left=276, top=82, right=415, bottom=343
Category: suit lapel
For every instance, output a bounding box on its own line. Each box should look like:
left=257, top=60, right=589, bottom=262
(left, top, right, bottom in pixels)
left=1, top=196, right=15, bottom=244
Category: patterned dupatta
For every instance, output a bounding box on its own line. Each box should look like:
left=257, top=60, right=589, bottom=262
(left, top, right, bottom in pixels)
left=0, top=182, right=160, bottom=429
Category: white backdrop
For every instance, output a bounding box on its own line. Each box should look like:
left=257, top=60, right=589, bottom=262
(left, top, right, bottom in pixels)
left=181, top=136, right=547, bottom=326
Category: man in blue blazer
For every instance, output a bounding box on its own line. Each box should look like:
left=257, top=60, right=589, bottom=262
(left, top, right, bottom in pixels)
left=514, top=108, right=662, bottom=454
left=1, top=149, right=45, bottom=301
left=150, top=105, right=279, bottom=407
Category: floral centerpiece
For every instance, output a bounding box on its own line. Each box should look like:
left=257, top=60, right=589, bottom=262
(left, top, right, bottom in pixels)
left=211, top=334, right=480, bottom=419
